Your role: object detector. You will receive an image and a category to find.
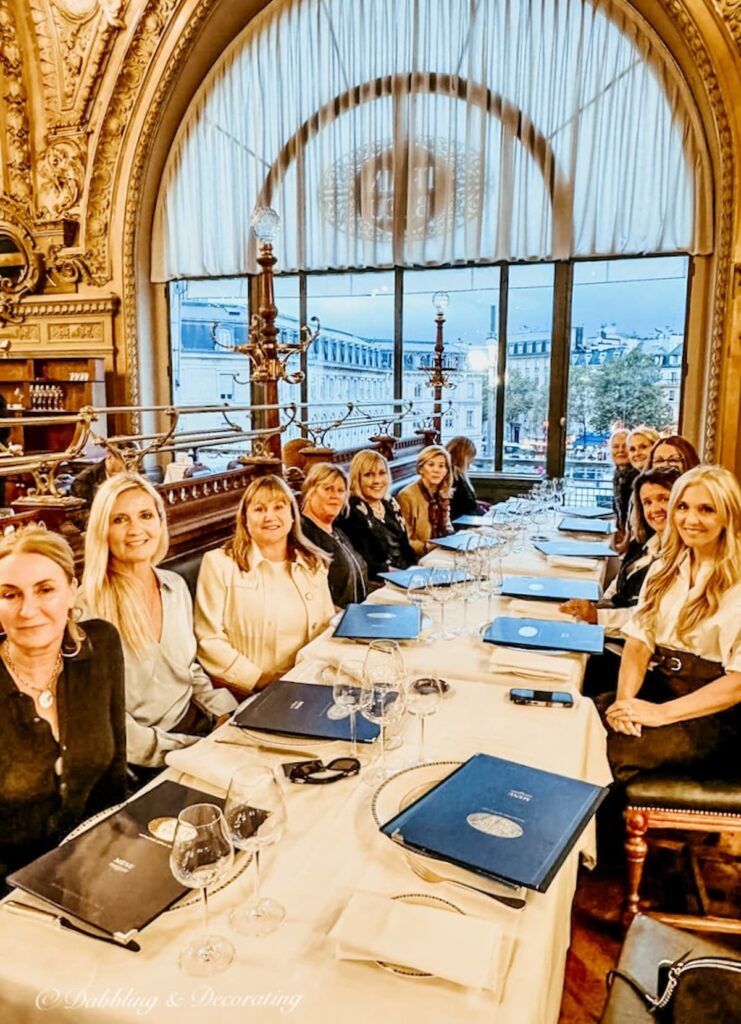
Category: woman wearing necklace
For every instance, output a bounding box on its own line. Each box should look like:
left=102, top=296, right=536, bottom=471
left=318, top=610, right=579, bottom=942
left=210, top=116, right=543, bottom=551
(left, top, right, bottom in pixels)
left=341, top=450, right=417, bottom=583
left=0, top=525, right=126, bottom=885
left=195, top=474, right=334, bottom=695
left=398, top=444, right=455, bottom=556
left=601, top=465, right=741, bottom=783
left=81, top=473, right=236, bottom=781
left=300, top=463, right=368, bottom=608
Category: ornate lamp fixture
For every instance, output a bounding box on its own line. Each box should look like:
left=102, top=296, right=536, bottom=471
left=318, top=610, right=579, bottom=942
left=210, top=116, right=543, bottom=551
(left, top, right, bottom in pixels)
left=423, top=290, right=458, bottom=438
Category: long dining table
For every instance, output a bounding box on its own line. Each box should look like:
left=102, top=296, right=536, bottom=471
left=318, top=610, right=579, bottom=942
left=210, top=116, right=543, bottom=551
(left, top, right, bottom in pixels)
left=0, top=522, right=614, bottom=1024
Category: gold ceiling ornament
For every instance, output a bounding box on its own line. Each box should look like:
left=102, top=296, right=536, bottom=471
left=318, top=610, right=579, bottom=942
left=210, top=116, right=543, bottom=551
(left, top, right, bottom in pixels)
left=0, top=0, right=33, bottom=205
left=37, top=137, right=87, bottom=221
left=0, top=212, right=44, bottom=326
left=711, top=1, right=741, bottom=51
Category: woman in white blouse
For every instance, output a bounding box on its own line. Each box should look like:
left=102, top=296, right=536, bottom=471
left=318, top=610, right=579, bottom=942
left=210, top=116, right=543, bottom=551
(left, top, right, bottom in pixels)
left=194, top=474, right=333, bottom=696
left=81, top=473, right=236, bottom=774
left=603, top=465, right=741, bottom=782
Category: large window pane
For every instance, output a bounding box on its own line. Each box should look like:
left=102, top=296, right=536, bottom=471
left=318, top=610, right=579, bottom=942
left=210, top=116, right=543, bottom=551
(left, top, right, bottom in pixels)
left=403, top=267, right=498, bottom=447
left=565, top=256, right=689, bottom=496
left=503, top=264, right=554, bottom=475
left=305, top=271, right=394, bottom=450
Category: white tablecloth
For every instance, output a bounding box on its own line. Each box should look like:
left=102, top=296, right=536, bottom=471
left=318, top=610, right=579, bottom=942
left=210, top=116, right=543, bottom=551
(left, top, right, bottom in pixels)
left=0, top=534, right=612, bottom=1024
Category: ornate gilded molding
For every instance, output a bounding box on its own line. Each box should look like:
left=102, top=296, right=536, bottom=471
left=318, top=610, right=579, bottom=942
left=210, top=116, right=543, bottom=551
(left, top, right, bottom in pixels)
left=0, top=203, right=44, bottom=324
left=0, top=0, right=32, bottom=204
left=661, top=0, right=735, bottom=463
left=19, top=296, right=119, bottom=315
left=37, top=135, right=87, bottom=220
left=83, top=0, right=179, bottom=285
left=29, top=0, right=126, bottom=133
left=713, top=1, right=741, bottom=51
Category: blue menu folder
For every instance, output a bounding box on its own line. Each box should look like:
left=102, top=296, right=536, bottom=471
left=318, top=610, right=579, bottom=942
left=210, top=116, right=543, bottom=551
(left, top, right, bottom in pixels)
left=379, top=753, right=608, bottom=892
left=502, top=575, right=602, bottom=602
left=232, top=680, right=379, bottom=742
left=431, top=532, right=500, bottom=552
left=452, top=514, right=489, bottom=527
left=483, top=616, right=604, bottom=654
left=378, top=567, right=473, bottom=589
left=558, top=517, right=614, bottom=535
left=534, top=539, right=614, bottom=558
left=333, top=602, right=421, bottom=640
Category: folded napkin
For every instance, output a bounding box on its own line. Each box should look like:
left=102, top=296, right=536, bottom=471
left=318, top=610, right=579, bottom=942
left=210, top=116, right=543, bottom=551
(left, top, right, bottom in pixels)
left=546, top=554, right=599, bottom=573
left=330, top=891, right=511, bottom=994
left=505, top=599, right=571, bottom=621
left=489, top=646, right=575, bottom=684
left=166, top=738, right=261, bottom=792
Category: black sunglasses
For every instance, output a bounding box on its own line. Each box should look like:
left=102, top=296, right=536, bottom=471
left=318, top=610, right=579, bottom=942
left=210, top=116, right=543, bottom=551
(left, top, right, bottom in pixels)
left=284, top=757, right=361, bottom=785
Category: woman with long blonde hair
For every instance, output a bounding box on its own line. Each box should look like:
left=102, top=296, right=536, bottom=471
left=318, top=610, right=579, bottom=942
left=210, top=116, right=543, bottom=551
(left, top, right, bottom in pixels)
left=82, top=473, right=236, bottom=775
left=398, top=444, right=454, bottom=555
left=194, top=474, right=333, bottom=695
left=603, top=465, right=741, bottom=782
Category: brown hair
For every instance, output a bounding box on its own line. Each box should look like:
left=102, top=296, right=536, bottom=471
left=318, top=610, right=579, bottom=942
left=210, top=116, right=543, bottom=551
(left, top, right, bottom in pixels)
left=647, top=434, right=701, bottom=473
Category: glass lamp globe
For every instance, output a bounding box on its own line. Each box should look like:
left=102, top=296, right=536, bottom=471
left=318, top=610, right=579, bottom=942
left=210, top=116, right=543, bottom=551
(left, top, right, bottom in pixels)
left=251, top=207, right=280, bottom=244
left=432, top=291, right=450, bottom=314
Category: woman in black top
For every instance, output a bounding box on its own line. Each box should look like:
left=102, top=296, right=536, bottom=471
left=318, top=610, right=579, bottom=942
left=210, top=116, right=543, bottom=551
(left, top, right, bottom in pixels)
left=0, top=525, right=126, bottom=885
left=446, top=436, right=489, bottom=520
left=300, top=463, right=368, bottom=608
left=342, top=450, right=417, bottom=582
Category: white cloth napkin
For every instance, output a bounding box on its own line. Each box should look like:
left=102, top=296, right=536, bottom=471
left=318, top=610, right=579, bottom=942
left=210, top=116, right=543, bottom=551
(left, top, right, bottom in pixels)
left=489, top=646, right=575, bottom=684
left=505, top=598, right=572, bottom=621
left=546, top=554, right=600, bottom=573
left=166, top=737, right=265, bottom=791
left=330, top=891, right=511, bottom=994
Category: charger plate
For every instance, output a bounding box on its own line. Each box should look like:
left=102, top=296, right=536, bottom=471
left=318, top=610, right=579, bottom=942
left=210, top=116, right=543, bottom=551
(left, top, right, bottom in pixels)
left=62, top=803, right=250, bottom=911
left=377, top=893, right=464, bottom=977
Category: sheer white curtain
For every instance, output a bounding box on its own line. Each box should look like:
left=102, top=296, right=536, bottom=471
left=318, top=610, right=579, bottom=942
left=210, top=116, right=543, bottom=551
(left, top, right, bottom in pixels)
left=151, top=0, right=712, bottom=281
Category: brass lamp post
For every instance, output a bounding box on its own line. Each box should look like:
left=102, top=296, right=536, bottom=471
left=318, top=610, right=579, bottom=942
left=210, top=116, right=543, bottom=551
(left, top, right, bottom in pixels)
left=423, top=290, right=457, bottom=440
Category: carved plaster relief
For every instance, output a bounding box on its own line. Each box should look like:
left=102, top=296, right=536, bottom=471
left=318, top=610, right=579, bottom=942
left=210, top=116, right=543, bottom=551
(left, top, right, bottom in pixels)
left=713, top=2, right=741, bottom=50
left=0, top=0, right=32, bottom=203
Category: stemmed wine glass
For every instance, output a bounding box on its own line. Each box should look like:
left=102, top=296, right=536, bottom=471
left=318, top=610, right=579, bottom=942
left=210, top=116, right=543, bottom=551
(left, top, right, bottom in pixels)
left=425, top=566, right=455, bottom=639
left=332, top=659, right=369, bottom=760
left=361, top=640, right=406, bottom=785
left=406, top=677, right=444, bottom=764
left=479, top=544, right=504, bottom=621
left=169, top=803, right=235, bottom=977
left=224, top=766, right=287, bottom=937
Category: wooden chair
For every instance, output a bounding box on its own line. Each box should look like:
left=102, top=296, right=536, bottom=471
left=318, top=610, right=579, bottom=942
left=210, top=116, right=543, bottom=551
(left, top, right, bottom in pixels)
left=623, top=773, right=741, bottom=935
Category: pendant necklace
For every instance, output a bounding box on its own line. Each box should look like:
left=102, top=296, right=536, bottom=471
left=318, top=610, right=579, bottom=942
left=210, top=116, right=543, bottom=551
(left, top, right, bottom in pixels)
left=2, top=641, right=63, bottom=709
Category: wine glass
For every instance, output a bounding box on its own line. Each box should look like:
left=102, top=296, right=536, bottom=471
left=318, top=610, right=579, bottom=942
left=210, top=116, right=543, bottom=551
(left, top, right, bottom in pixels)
left=406, top=677, right=444, bottom=764
left=479, top=547, right=504, bottom=621
left=224, top=766, right=287, bottom=937
left=332, top=659, right=369, bottom=759
left=361, top=640, right=406, bottom=785
left=424, top=566, right=455, bottom=639
left=169, top=803, right=235, bottom=977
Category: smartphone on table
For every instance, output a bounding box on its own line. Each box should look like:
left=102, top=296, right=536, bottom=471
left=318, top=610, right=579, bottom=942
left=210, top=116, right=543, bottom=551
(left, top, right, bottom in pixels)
left=509, top=688, right=574, bottom=708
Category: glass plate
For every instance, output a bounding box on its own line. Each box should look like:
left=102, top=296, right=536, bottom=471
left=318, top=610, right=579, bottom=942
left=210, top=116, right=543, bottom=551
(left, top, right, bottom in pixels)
left=376, top=893, right=464, bottom=977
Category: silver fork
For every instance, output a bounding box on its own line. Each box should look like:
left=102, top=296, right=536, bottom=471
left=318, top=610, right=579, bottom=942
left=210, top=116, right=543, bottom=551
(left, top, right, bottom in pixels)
left=406, top=857, right=526, bottom=909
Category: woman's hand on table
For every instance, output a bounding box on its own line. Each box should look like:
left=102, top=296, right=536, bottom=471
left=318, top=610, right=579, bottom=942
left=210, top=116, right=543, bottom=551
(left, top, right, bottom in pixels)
left=560, top=599, right=598, bottom=624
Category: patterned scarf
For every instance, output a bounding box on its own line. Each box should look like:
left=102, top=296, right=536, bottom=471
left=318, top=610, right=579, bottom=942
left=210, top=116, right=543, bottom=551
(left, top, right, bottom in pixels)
left=420, top=483, right=449, bottom=538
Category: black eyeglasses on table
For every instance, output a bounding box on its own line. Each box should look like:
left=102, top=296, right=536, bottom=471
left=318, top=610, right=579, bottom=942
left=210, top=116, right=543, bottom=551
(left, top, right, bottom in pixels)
left=284, top=757, right=361, bottom=784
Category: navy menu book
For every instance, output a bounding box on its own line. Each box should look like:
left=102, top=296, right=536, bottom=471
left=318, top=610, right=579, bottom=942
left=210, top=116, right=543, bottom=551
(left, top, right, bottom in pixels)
left=483, top=616, right=605, bottom=654
left=559, top=505, right=614, bottom=519
left=8, top=781, right=220, bottom=941
left=379, top=753, right=608, bottom=892
left=558, top=517, right=614, bottom=536
left=232, top=680, right=380, bottom=743
left=502, top=575, right=602, bottom=602
left=334, top=602, right=421, bottom=640
left=378, top=566, right=472, bottom=589
left=431, top=532, right=499, bottom=552
left=534, top=539, right=614, bottom=558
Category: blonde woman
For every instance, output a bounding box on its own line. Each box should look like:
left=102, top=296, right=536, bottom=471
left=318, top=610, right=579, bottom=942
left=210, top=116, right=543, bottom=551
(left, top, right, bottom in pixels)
left=342, top=450, right=417, bottom=582
left=398, top=444, right=454, bottom=555
left=0, top=525, right=126, bottom=881
left=300, top=463, right=368, bottom=608
left=603, top=465, right=741, bottom=782
left=81, top=473, right=236, bottom=773
left=626, top=426, right=661, bottom=473
left=194, top=474, right=333, bottom=695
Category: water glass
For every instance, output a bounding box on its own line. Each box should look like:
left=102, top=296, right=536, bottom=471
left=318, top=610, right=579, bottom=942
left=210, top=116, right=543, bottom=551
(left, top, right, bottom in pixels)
left=406, top=677, right=444, bottom=764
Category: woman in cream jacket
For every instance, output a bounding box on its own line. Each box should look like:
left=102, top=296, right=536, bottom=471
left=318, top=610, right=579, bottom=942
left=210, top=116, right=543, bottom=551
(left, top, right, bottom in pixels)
left=195, top=475, right=333, bottom=696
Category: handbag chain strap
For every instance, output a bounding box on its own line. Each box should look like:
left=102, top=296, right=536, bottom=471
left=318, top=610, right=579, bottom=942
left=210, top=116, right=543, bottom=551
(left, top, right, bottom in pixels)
left=609, top=955, right=741, bottom=1014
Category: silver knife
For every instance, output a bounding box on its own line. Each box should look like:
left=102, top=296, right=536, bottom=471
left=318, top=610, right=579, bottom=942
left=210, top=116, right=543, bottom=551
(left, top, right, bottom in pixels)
left=4, top=900, right=141, bottom=952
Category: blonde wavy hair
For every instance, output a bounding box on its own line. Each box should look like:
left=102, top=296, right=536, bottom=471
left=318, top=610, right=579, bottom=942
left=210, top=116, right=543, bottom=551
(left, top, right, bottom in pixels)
left=225, top=474, right=327, bottom=573
left=638, top=465, right=741, bottom=642
left=82, top=472, right=169, bottom=656
left=417, top=444, right=453, bottom=498
left=348, top=450, right=391, bottom=501
left=0, top=523, right=84, bottom=653
left=300, top=463, right=349, bottom=516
